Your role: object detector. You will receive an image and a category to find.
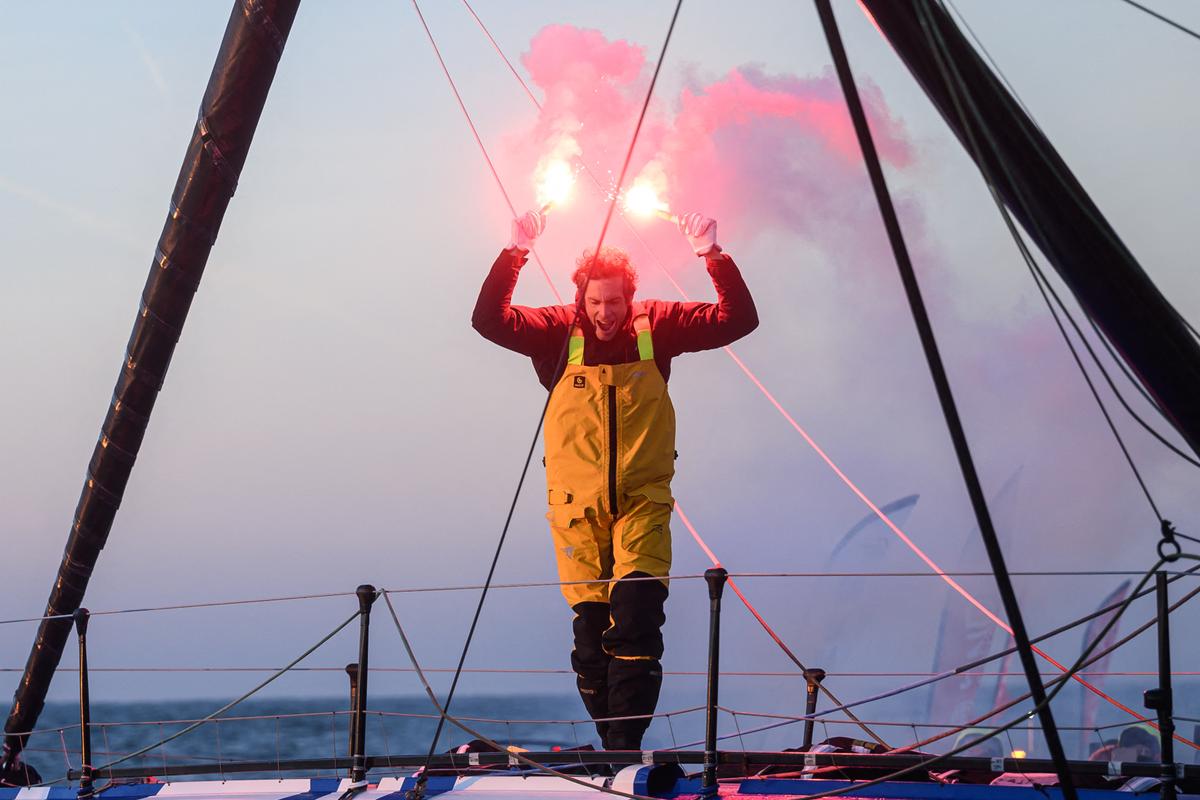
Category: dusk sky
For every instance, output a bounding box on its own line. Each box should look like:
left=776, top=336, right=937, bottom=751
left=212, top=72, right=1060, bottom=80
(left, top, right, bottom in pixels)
left=2, top=0, right=1198, bottom=754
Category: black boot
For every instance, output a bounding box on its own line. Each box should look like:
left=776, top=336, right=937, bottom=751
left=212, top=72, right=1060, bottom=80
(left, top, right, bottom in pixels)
left=602, top=573, right=668, bottom=750
left=605, top=658, right=663, bottom=750
left=571, top=602, right=613, bottom=745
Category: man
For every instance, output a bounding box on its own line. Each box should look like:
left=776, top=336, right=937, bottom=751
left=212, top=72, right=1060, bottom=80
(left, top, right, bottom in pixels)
left=472, top=209, right=758, bottom=750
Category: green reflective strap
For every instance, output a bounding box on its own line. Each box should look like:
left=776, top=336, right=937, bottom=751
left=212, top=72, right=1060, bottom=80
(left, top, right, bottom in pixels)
left=567, top=335, right=585, bottom=366
left=637, top=329, right=654, bottom=361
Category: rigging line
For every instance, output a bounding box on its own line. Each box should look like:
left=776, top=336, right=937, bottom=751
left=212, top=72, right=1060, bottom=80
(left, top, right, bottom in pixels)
left=940, top=0, right=1040, bottom=129
left=11, top=666, right=1195, bottom=678
left=909, top=0, right=1186, bottom=737
left=407, top=0, right=564, bottom=766
left=714, top=708, right=1195, bottom=732
left=939, top=0, right=1200, bottom=410
left=916, top=0, right=1200, bottom=451
left=673, top=502, right=889, bottom=747
left=1024, top=223, right=1164, bottom=520
left=671, top=561, right=1200, bottom=750
left=727, top=557, right=1174, bottom=789
left=454, top=1, right=892, bottom=750
left=1117, top=0, right=1200, bottom=41
left=0, top=591, right=355, bottom=626
left=382, top=593, right=656, bottom=800
left=462, top=0, right=1177, bottom=738
left=68, top=609, right=360, bottom=781
left=823, top=1, right=1077, bottom=786
left=407, top=0, right=562, bottom=304
left=1030, top=247, right=1200, bottom=469
left=1086, top=313, right=1167, bottom=413
left=895, top=558, right=1200, bottom=755
left=0, top=567, right=1185, bottom=626
left=407, top=0, right=684, bottom=774
left=20, top=561, right=1186, bottom=744
left=459, top=0, right=540, bottom=110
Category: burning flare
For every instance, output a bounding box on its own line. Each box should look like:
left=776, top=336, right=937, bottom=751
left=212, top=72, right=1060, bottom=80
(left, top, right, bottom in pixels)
left=623, top=184, right=674, bottom=222
left=536, top=158, right=575, bottom=211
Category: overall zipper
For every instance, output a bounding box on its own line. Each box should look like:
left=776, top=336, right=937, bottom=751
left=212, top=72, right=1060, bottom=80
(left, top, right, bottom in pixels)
left=607, top=384, right=618, bottom=517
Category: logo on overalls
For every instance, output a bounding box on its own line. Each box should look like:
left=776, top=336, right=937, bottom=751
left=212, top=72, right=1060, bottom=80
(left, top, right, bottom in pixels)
left=573, top=375, right=585, bottom=388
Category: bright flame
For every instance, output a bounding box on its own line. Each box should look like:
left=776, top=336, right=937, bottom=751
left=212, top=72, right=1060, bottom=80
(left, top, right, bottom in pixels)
left=1010, top=750, right=1026, bottom=759
left=536, top=159, right=575, bottom=208
left=624, top=184, right=667, bottom=217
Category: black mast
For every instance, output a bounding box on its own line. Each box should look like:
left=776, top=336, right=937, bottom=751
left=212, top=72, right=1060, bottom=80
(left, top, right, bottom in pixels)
left=813, top=2, right=1078, bottom=793
left=858, top=0, right=1200, bottom=459
left=2, top=0, right=302, bottom=772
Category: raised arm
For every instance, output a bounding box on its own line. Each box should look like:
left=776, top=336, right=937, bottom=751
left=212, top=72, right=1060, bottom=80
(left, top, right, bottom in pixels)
left=659, top=249, right=759, bottom=353
left=471, top=210, right=569, bottom=357
left=656, top=213, right=758, bottom=353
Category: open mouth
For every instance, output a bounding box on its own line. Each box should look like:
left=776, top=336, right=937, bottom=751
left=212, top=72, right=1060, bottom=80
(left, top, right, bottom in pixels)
left=595, top=318, right=616, bottom=335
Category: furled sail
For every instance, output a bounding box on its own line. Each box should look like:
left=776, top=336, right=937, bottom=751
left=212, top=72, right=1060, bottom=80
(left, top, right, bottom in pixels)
left=858, top=0, right=1200, bottom=459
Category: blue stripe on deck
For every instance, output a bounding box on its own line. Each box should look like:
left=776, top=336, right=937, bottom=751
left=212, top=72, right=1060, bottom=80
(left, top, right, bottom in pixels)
left=666, top=778, right=1164, bottom=800
left=376, top=776, right=456, bottom=799
left=278, top=778, right=342, bottom=800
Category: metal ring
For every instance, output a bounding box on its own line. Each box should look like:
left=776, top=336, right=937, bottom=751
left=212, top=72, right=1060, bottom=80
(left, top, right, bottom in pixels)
left=1158, top=538, right=1182, bottom=562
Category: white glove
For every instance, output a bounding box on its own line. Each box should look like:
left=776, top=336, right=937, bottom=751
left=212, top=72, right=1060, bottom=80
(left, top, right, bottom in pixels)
left=508, top=209, right=546, bottom=251
left=678, top=212, right=717, bottom=256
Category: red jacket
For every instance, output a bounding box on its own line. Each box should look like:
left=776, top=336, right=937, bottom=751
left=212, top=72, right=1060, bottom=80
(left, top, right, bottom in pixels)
left=472, top=247, right=759, bottom=389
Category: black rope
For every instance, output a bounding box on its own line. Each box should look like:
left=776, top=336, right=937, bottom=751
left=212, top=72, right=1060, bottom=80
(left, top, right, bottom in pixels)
left=1017, top=217, right=1163, bottom=520
left=909, top=0, right=1198, bottom=763
left=722, top=555, right=1183, bottom=797
left=909, top=0, right=1199, bottom=485
left=813, top=1, right=1078, bottom=794
left=1029, top=253, right=1200, bottom=470
left=1117, top=0, right=1200, bottom=41
left=411, top=1, right=685, bottom=789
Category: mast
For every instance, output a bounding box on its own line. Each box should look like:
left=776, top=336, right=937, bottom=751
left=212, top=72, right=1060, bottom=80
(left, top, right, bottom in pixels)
left=858, top=0, right=1200, bottom=459
left=2, top=0, right=302, bottom=771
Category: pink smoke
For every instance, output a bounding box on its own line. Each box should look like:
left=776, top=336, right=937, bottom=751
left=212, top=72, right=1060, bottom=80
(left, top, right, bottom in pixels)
left=505, top=24, right=921, bottom=287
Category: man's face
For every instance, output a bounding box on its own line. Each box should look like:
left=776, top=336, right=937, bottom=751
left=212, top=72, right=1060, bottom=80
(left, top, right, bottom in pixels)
left=584, top=276, right=629, bottom=342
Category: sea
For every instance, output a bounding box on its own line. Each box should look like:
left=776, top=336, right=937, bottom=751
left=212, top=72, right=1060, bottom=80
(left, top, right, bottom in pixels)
left=18, top=680, right=1200, bottom=786
left=21, top=695, right=583, bottom=785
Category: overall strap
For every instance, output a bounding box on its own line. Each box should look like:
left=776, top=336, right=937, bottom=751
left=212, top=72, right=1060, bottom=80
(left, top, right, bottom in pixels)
left=632, top=314, right=654, bottom=361
left=567, top=325, right=585, bottom=366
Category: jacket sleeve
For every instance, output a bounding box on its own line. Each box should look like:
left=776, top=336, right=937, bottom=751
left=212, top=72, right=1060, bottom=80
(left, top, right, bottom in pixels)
left=471, top=247, right=569, bottom=357
left=657, top=250, right=759, bottom=354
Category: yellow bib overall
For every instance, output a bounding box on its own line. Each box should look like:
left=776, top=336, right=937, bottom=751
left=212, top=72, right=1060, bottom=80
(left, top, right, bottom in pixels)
left=544, top=313, right=676, bottom=608
left=544, top=311, right=676, bottom=749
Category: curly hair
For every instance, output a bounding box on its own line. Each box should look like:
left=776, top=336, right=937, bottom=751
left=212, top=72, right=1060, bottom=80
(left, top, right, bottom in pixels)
left=572, top=246, right=637, bottom=300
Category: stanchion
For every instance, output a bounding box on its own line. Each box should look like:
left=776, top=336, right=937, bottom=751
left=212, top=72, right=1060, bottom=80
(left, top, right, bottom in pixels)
left=802, top=668, right=826, bottom=751
left=75, top=609, right=93, bottom=800
left=350, top=586, right=377, bottom=786
left=345, top=663, right=359, bottom=759
left=1145, top=572, right=1176, bottom=800
left=703, top=567, right=728, bottom=794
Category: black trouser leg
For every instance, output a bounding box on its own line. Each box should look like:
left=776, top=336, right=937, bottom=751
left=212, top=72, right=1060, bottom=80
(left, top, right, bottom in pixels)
left=571, top=601, right=612, bottom=745
left=602, top=572, right=668, bottom=750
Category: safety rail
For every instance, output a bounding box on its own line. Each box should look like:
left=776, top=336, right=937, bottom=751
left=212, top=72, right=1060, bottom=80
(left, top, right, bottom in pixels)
left=6, top=563, right=1197, bottom=791
left=3, top=569, right=1194, bottom=627
left=59, top=750, right=1200, bottom=783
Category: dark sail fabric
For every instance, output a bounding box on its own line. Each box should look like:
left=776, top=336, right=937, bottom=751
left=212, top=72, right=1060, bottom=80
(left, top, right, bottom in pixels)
left=859, top=0, right=1200, bottom=458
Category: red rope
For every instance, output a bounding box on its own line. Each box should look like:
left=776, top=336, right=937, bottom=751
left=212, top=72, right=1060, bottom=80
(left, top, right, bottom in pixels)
left=409, top=0, right=562, bottom=304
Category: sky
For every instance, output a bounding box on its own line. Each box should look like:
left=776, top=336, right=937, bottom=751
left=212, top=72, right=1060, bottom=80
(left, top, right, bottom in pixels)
left=1, top=0, right=1199, bottom=757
